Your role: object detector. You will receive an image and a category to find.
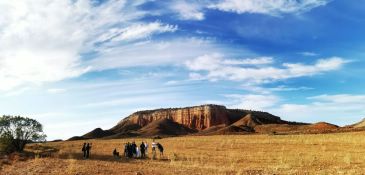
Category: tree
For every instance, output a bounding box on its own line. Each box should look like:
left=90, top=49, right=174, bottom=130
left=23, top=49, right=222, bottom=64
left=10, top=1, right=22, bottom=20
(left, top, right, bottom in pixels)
left=0, top=115, right=46, bottom=153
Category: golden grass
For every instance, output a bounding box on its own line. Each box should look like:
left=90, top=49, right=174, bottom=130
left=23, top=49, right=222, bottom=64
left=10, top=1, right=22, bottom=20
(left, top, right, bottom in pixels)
left=3, top=131, right=365, bottom=175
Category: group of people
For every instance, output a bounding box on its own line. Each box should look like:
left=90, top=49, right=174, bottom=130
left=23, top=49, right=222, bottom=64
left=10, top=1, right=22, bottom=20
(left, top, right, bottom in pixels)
left=121, top=140, right=164, bottom=159
left=123, top=141, right=147, bottom=158
left=82, top=140, right=164, bottom=160
left=81, top=143, right=92, bottom=159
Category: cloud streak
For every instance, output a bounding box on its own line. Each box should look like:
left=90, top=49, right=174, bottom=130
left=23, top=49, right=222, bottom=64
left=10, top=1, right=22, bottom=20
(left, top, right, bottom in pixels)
left=209, top=0, right=330, bottom=16
left=97, top=22, right=177, bottom=43
left=185, top=54, right=346, bottom=83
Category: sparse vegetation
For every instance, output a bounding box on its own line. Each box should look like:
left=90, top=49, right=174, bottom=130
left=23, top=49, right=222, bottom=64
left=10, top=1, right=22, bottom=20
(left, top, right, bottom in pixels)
left=2, top=132, right=365, bottom=174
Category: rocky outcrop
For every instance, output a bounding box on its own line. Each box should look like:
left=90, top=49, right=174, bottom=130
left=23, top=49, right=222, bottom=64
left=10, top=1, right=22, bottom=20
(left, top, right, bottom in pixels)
left=109, top=104, right=292, bottom=134
left=111, top=105, right=232, bottom=132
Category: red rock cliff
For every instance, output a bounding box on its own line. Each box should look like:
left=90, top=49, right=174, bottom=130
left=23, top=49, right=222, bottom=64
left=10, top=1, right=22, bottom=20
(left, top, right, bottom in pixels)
left=115, top=105, right=231, bottom=131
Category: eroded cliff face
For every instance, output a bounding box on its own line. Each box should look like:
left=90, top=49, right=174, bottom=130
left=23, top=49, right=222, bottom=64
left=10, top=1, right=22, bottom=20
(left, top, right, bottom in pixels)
left=116, top=105, right=231, bottom=131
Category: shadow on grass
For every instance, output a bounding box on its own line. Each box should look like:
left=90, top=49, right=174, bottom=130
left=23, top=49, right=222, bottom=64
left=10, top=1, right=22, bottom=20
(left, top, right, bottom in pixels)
left=57, top=152, right=170, bottom=163
left=26, top=144, right=170, bottom=163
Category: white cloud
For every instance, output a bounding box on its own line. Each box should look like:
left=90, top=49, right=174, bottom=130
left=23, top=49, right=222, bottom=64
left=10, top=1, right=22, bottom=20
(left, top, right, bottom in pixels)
left=223, top=57, right=274, bottom=65
left=185, top=53, right=273, bottom=71
left=0, top=0, right=181, bottom=91
left=170, top=1, right=205, bottom=20
left=209, top=0, right=329, bottom=16
left=271, top=94, right=365, bottom=125
left=185, top=54, right=347, bottom=83
left=239, top=84, right=313, bottom=94
left=98, top=22, right=177, bottom=42
left=308, top=94, right=365, bottom=104
left=240, top=84, right=272, bottom=94
left=300, top=52, right=319, bottom=56
left=226, top=94, right=280, bottom=110
left=166, top=0, right=329, bottom=21
left=88, top=38, right=223, bottom=70
left=0, top=0, right=333, bottom=92
left=283, top=57, right=346, bottom=76
left=47, top=88, right=67, bottom=94
left=269, top=85, right=313, bottom=92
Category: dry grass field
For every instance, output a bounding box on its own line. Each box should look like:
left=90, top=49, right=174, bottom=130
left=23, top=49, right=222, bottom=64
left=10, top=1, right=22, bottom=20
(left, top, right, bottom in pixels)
left=2, top=131, right=365, bottom=175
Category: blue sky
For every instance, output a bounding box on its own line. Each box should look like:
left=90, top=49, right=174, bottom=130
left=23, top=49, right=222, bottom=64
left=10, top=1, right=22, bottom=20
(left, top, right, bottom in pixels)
left=1, top=0, right=365, bottom=140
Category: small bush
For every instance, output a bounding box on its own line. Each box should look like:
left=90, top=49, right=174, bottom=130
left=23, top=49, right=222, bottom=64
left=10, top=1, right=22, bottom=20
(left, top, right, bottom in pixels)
left=0, top=134, right=15, bottom=153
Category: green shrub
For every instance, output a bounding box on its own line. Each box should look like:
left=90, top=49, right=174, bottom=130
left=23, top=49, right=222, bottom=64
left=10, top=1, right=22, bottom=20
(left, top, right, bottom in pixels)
left=0, top=115, right=46, bottom=153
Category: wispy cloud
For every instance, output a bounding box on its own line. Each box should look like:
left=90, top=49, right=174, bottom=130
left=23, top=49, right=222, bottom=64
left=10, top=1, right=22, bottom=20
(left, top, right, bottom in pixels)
left=269, top=85, right=313, bottom=92
left=239, top=84, right=313, bottom=94
left=88, top=38, right=223, bottom=70
left=170, top=0, right=205, bottom=20
left=185, top=54, right=347, bottom=83
left=47, top=88, right=67, bottom=94
left=97, top=22, right=177, bottom=43
left=209, top=0, right=330, bottom=16
left=300, top=52, right=319, bottom=56
left=225, top=94, right=280, bottom=110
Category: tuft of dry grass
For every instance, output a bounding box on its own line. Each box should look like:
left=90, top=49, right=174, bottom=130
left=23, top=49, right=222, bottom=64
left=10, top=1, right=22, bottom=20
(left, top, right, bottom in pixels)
left=2, top=131, right=365, bottom=174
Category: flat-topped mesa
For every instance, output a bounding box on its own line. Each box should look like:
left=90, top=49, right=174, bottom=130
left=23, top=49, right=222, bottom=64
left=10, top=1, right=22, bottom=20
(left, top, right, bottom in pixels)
left=114, top=104, right=231, bottom=131
left=71, top=104, right=301, bottom=140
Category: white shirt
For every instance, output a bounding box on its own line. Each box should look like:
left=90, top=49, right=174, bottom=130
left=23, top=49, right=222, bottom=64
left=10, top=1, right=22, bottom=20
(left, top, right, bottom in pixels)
left=136, top=147, right=140, bottom=157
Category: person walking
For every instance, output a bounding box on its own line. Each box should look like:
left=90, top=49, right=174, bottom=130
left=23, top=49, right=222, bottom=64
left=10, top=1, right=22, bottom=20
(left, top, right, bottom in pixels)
left=124, top=143, right=128, bottom=157
left=131, top=142, right=137, bottom=158
left=144, top=142, right=148, bottom=155
left=136, top=146, right=141, bottom=158
left=86, top=143, right=92, bottom=159
left=140, top=142, right=146, bottom=158
left=157, top=143, right=164, bottom=157
left=113, top=148, right=120, bottom=159
left=82, top=143, right=87, bottom=159
left=127, top=142, right=133, bottom=158
left=151, top=140, right=157, bottom=159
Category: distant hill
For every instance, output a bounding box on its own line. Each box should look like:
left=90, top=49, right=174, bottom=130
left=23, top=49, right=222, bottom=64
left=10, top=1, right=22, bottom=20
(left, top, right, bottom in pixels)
left=138, top=118, right=197, bottom=136
left=83, top=128, right=115, bottom=139
left=69, top=104, right=344, bottom=140
left=348, top=118, right=365, bottom=128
